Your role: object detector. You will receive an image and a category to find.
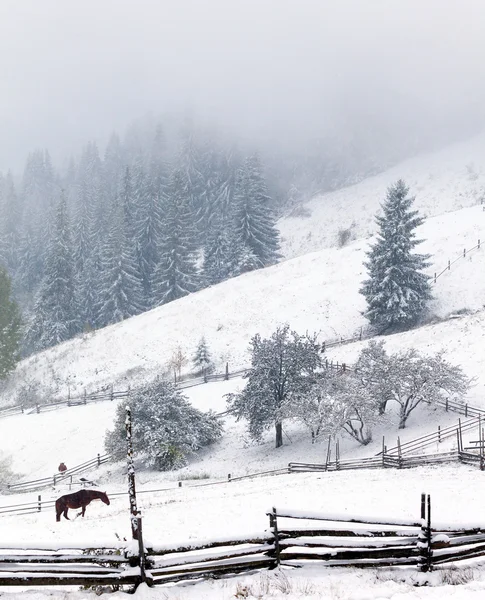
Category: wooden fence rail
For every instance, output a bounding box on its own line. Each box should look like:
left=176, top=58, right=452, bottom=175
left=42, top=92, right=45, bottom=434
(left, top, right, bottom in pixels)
left=6, top=453, right=110, bottom=493
left=2, top=497, right=485, bottom=588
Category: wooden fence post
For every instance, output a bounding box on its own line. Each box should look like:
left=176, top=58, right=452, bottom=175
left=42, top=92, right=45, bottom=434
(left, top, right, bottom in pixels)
left=418, top=493, right=427, bottom=571
left=228, top=473, right=231, bottom=481
left=445, top=398, right=448, bottom=411
left=426, top=494, right=433, bottom=571
left=438, top=426, right=441, bottom=443
left=465, top=404, right=468, bottom=418
left=126, top=406, right=139, bottom=541
left=84, top=388, right=87, bottom=405
left=434, top=272, right=437, bottom=283
left=478, top=239, right=481, bottom=250
left=335, top=440, right=340, bottom=470
left=110, top=385, right=114, bottom=401
left=268, top=507, right=280, bottom=568
left=382, top=436, right=386, bottom=468
left=417, top=493, right=432, bottom=572
left=325, top=437, right=331, bottom=471
left=97, top=453, right=101, bottom=467
left=448, top=260, right=450, bottom=271
left=136, top=516, right=153, bottom=586
left=36, top=404, right=40, bottom=414
left=397, top=437, right=402, bottom=468
left=463, top=248, right=466, bottom=258
left=38, top=495, right=41, bottom=512
left=225, top=362, right=229, bottom=381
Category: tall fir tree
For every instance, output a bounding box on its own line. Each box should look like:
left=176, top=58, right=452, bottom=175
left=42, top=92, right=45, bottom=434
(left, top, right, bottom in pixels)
left=0, top=265, right=22, bottom=378
left=98, top=172, right=144, bottom=326
left=202, top=214, right=235, bottom=285
left=134, top=163, right=163, bottom=308
left=360, top=180, right=432, bottom=331
left=153, top=169, right=199, bottom=305
left=26, top=194, right=78, bottom=352
left=232, top=155, right=280, bottom=270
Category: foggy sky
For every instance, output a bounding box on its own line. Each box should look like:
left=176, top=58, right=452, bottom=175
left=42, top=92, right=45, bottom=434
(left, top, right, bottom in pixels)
left=1, top=0, right=484, bottom=172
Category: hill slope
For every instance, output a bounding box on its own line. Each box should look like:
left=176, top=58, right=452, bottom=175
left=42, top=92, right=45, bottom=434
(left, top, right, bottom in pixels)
left=279, top=132, right=485, bottom=258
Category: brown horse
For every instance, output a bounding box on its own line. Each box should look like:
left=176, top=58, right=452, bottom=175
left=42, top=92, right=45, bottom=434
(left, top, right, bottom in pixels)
left=55, top=489, right=110, bottom=522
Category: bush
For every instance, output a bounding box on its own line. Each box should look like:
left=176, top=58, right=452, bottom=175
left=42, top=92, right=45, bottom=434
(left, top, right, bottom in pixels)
left=105, top=379, right=223, bottom=470
left=337, top=226, right=353, bottom=247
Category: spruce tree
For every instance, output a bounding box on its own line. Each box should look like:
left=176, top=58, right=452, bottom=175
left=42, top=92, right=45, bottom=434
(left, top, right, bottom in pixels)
left=153, top=169, right=199, bottom=305
left=360, top=180, right=432, bottom=331
left=192, top=336, right=212, bottom=373
left=0, top=265, right=21, bottom=378
left=97, top=186, right=144, bottom=326
left=202, top=215, right=234, bottom=285
left=232, top=155, right=280, bottom=270
left=26, top=194, right=77, bottom=351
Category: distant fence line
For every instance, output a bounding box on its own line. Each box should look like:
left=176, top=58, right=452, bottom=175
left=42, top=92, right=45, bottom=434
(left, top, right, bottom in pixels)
left=1, top=495, right=484, bottom=588
left=433, top=238, right=482, bottom=284
left=0, top=234, right=481, bottom=421
left=4, top=411, right=485, bottom=514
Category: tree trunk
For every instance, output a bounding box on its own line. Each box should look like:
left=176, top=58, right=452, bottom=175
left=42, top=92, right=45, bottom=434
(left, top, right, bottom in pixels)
left=398, top=410, right=407, bottom=429
left=275, top=422, right=283, bottom=448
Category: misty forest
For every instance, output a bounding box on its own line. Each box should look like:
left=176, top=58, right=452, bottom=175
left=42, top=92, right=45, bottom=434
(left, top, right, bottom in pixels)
left=0, top=115, right=405, bottom=356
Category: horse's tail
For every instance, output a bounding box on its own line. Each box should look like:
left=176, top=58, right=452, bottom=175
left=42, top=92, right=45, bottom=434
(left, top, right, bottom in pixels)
left=55, top=498, right=62, bottom=522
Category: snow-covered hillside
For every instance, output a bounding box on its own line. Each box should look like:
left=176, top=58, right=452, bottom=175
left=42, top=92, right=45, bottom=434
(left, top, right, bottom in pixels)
left=2, top=136, right=485, bottom=600
left=3, top=202, right=483, bottom=403
left=279, top=133, right=485, bottom=258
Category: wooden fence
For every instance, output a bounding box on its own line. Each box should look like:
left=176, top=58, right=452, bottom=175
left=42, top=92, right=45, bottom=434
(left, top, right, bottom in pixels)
left=2, top=496, right=485, bottom=588
left=5, top=453, right=110, bottom=494
left=433, top=239, right=482, bottom=284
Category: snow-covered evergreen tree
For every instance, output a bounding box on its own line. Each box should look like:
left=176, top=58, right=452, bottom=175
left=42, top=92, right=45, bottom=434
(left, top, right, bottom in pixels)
left=133, top=162, right=163, bottom=309
left=97, top=176, right=144, bottom=326
left=360, top=180, right=432, bottom=331
left=202, top=215, right=235, bottom=285
left=192, top=336, right=213, bottom=373
left=0, top=265, right=21, bottom=378
left=105, top=379, right=222, bottom=470
left=153, top=168, right=199, bottom=305
left=232, top=155, right=280, bottom=271
left=25, top=194, right=77, bottom=352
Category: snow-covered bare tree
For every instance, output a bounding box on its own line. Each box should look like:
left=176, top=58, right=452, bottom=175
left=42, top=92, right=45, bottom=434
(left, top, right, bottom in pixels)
left=355, top=343, right=470, bottom=429
left=226, top=324, right=321, bottom=448
left=293, top=371, right=379, bottom=445
left=105, top=379, right=222, bottom=470
left=354, top=340, right=394, bottom=415
left=360, top=180, right=432, bottom=331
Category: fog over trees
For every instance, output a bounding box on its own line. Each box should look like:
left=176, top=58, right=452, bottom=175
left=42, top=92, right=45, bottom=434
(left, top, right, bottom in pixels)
left=0, top=0, right=484, bottom=354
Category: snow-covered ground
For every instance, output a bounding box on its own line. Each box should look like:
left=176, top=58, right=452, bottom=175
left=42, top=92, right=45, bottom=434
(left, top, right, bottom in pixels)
left=279, top=133, right=485, bottom=258
left=1, top=204, right=484, bottom=404
left=2, top=135, right=485, bottom=599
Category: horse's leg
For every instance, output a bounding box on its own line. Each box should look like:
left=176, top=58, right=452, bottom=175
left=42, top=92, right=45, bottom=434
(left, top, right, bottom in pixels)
left=63, top=507, right=70, bottom=520
left=81, top=503, right=86, bottom=517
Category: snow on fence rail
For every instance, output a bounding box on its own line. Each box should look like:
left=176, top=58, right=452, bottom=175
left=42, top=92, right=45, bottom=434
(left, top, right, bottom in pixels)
left=5, top=453, right=110, bottom=494
left=1, top=495, right=484, bottom=588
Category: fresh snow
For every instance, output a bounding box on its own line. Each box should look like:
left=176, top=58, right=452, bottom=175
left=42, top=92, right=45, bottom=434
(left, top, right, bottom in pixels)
left=2, top=135, right=485, bottom=599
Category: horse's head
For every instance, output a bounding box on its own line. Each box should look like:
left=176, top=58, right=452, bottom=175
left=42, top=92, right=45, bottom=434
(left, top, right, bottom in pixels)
left=101, top=492, right=110, bottom=506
